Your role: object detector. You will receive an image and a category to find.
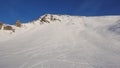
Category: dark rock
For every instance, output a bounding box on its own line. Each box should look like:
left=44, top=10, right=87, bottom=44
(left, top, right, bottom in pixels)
left=40, top=14, right=50, bottom=23
left=3, top=26, right=13, bottom=30
left=14, top=20, right=22, bottom=27
left=0, top=22, right=3, bottom=29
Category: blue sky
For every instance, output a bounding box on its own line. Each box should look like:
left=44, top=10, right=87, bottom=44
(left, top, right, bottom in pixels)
left=0, top=0, right=120, bottom=24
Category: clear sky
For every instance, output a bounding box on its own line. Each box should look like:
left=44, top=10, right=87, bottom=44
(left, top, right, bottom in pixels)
left=0, top=0, right=120, bottom=24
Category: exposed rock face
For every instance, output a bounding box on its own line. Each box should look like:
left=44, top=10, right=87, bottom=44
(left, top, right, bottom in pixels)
left=0, top=22, right=3, bottom=29
left=14, top=20, right=22, bottom=27
left=40, top=14, right=61, bottom=23
left=40, top=14, right=50, bottom=23
left=50, top=15, right=61, bottom=21
left=3, top=26, right=13, bottom=30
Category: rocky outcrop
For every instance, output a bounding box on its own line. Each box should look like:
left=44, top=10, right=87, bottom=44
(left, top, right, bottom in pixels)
left=0, top=22, right=3, bottom=29
left=3, top=26, right=13, bottom=30
left=14, top=20, right=22, bottom=27
left=50, top=15, right=61, bottom=21
left=40, top=14, right=50, bottom=23
left=40, top=14, right=61, bottom=23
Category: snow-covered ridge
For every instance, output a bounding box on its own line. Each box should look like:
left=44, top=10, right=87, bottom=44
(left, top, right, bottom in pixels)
left=1, top=14, right=120, bottom=68
left=0, top=14, right=120, bottom=41
left=1, top=14, right=120, bottom=30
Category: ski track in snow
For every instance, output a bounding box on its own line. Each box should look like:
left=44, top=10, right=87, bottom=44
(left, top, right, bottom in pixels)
left=0, top=15, right=120, bottom=68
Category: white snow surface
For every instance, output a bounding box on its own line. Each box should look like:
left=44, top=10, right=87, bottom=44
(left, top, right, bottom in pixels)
left=0, top=14, right=120, bottom=68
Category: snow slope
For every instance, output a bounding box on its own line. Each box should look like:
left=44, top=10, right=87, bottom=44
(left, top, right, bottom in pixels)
left=0, top=14, right=120, bottom=68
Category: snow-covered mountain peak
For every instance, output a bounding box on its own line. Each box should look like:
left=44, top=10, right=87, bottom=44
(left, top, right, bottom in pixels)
left=38, top=14, right=62, bottom=23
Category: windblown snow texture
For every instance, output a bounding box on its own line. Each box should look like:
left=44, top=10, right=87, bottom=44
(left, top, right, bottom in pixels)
left=0, top=14, right=120, bottom=68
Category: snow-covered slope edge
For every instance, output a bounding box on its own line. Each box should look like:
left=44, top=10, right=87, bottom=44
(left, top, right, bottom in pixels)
left=0, top=14, right=120, bottom=41
left=0, top=14, right=120, bottom=68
